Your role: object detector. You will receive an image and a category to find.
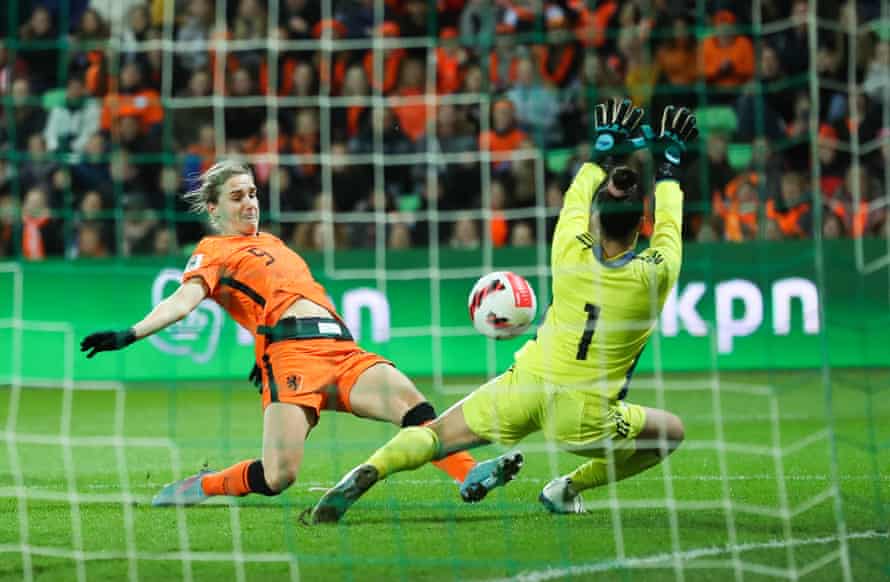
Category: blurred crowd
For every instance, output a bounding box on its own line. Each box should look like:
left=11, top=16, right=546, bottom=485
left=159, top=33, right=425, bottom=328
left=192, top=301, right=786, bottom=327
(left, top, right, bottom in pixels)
left=0, top=0, right=888, bottom=259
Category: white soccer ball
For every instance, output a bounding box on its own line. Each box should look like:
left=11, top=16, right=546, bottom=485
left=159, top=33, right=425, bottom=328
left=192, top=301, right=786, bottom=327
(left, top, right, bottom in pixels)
left=467, top=271, right=537, bottom=339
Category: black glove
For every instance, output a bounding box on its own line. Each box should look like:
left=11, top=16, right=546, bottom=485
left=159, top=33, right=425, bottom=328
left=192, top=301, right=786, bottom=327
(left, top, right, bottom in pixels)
left=652, top=105, right=698, bottom=181
left=249, top=363, right=262, bottom=390
left=591, top=97, right=646, bottom=165
left=80, top=329, right=137, bottom=358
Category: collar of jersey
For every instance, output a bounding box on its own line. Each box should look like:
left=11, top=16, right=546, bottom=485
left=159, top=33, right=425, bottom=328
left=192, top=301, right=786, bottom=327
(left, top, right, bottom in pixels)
left=593, top=244, right=636, bottom=268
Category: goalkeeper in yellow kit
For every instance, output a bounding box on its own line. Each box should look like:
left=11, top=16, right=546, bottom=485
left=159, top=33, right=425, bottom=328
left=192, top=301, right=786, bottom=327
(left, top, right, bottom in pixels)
left=310, top=99, right=699, bottom=522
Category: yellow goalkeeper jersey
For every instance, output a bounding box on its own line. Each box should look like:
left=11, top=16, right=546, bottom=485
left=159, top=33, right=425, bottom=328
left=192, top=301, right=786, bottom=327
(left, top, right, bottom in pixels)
left=513, top=162, right=684, bottom=399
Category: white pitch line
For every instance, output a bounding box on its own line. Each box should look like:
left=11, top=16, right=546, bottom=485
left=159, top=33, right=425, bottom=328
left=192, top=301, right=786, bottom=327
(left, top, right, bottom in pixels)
left=0, top=473, right=883, bottom=498
left=477, top=530, right=889, bottom=582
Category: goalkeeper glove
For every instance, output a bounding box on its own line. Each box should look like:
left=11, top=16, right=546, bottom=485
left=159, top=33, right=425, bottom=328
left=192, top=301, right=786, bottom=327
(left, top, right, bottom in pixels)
left=80, top=329, right=137, bottom=358
left=652, top=105, right=699, bottom=181
left=591, top=97, right=646, bottom=165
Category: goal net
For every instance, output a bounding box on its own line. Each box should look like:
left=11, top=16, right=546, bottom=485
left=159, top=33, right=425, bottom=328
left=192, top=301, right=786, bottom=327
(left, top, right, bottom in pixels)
left=1, top=1, right=888, bottom=580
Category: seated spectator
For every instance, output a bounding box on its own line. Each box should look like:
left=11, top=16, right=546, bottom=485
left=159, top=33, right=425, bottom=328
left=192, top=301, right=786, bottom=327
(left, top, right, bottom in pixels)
left=44, top=76, right=101, bottom=155
left=75, top=222, right=110, bottom=258
left=224, top=67, right=265, bottom=143
left=175, top=0, right=213, bottom=75
left=653, top=15, right=698, bottom=111
left=0, top=78, right=47, bottom=153
left=20, top=134, right=55, bottom=190
left=330, top=139, right=371, bottom=212
left=100, top=61, right=164, bottom=135
left=152, top=227, right=176, bottom=256
left=829, top=165, right=886, bottom=238
left=478, top=99, right=530, bottom=174
left=487, top=33, right=523, bottom=92
left=70, top=8, right=109, bottom=93
left=506, top=56, right=561, bottom=147
left=279, top=0, right=320, bottom=40
left=684, top=132, right=735, bottom=238
left=769, top=0, right=810, bottom=77
left=313, top=19, right=352, bottom=95
left=398, top=0, right=432, bottom=40
left=450, top=215, right=481, bottom=249
left=821, top=211, right=846, bottom=240
left=735, top=43, right=791, bottom=140
left=816, top=124, right=847, bottom=197
left=392, top=58, right=428, bottom=143
left=488, top=177, right=512, bottom=247
left=510, top=220, right=535, bottom=247
left=700, top=10, right=754, bottom=98
left=0, top=193, right=15, bottom=257
left=622, top=34, right=658, bottom=109
left=120, top=4, right=153, bottom=64
left=332, top=64, right=371, bottom=140
left=864, top=40, right=889, bottom=108
left=712, top=177, right=759, bottom=242
left=21, top=186, right=63, bottom=260
left=121, top=196, right=159, bottom=256
left=363, top=22, right=405, bottom=95
left=0, top=41, right=27, bottom=96
left=436, top=28, right=467, bottom=94
left=388, top=221, right=413, bottom=249
left=172, top=68, right=213, bottom=150
left=18, top=6, right=61, bottom=91
left=230, top=0, right=268, bottom=70
left=288, top=110, right=319, bottom=180
left=246, top=118, right=287, bottom=186
left=531, top=10, right=580, bottom=88
left=186, top=124, right=218, bottom=174
left=766, top=172, right=812, bottom=239
left=561, top=52, right=624, bottom=145
left=351, top=107, right=415, bottom=196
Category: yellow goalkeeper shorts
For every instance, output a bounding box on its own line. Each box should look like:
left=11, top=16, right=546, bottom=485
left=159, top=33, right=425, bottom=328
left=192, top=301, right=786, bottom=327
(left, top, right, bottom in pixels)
left=462, top=366, right=647, bottom=453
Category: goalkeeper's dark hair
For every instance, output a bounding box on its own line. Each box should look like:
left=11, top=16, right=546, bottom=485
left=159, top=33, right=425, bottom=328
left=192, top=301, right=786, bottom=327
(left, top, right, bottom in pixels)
left=595, top=167, right=644, bottom=241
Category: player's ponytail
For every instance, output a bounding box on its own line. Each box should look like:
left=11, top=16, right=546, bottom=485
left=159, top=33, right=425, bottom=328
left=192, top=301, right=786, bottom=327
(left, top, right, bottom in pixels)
left=183, top=160, right=253, bottom=223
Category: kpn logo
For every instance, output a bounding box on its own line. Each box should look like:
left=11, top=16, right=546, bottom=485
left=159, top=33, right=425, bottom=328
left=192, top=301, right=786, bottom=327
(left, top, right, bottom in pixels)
left=147, top=268, right=225, bottom=363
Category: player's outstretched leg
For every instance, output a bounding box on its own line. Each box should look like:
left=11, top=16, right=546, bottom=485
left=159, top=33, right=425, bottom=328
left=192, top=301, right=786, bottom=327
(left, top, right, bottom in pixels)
left=459, top=451, right=524, bottom=503
left=151, top=468, right=215, bottom=507
left=539, top=476, right=585, bottom=514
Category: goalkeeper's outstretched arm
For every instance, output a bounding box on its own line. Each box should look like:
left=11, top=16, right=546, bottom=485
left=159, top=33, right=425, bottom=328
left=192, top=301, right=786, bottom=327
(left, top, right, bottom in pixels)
left=552, top=98, right=645, bottom=262
left=80, top=279, right=208, bottom=358
left=646, top=105, right=699, bottom=290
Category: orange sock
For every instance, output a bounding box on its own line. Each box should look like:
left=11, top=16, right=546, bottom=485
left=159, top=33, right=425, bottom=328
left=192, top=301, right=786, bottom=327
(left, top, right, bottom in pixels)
left=200, top=460, right=253, bottom=497
left=432, top=450, right=476, bottom=483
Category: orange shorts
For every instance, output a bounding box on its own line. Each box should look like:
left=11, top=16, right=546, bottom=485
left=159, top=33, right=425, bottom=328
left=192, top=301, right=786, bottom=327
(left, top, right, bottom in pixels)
left=259, top=338, right=392, bottom=417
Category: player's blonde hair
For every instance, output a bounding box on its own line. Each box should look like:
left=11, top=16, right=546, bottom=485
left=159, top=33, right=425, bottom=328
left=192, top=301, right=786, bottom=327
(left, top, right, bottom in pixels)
left=182, top=160, right=253, bottom=216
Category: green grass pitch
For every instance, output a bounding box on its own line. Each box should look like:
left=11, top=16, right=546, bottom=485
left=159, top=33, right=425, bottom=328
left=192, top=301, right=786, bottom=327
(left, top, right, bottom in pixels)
left=1, top=369, right=888, bottom=581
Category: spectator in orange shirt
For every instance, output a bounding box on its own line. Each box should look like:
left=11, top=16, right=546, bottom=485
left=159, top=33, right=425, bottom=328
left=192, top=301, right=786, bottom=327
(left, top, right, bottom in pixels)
left=436, top=28, right=467, bottom=94
left=100, top=61, right=164, bottom=135
left=713, top=177, right=759, bottom=242
left=700, top=10, right=754, bottom=99
left=478, top=99, right=530, bottom=174
left=363, top=21, right=405, bottom=95
left=488, top=177, right=512, bottom=247
left=766, top=171, right=812, bottom=238
left=654, top=15, right=699, bottom=111
left=392, top=58, right=429, bottom=143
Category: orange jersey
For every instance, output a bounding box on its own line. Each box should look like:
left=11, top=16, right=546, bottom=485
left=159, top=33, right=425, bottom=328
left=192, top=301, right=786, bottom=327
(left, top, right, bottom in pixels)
left=181, top=232, right=336, bottom=337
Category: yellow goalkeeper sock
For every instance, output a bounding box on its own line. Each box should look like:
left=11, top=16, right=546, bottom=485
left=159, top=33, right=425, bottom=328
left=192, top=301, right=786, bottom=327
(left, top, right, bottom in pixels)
left=568, top=449, right=663, bottom=491
left=366, top=426, right=440, bottom=479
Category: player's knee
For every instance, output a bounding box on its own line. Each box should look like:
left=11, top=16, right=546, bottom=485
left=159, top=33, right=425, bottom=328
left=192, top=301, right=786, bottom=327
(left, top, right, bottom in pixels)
left=251, top=459, right=296, bottom=495
left=667, top=414, right=685, bottom=452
